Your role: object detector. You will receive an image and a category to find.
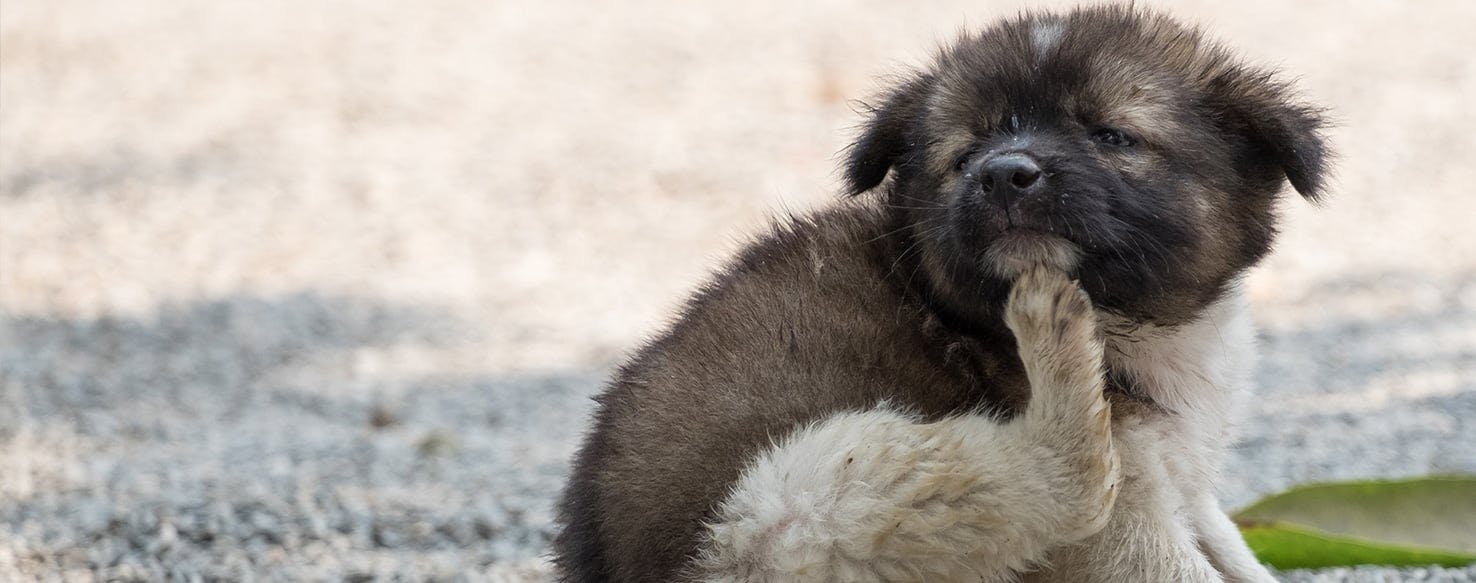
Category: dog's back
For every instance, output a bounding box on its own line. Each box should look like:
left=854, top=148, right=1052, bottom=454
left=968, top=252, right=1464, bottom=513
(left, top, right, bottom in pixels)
left=553, top=204, right=1027, bottom=581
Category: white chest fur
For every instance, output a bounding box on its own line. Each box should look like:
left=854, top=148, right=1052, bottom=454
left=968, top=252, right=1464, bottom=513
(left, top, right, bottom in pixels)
left=1102, top=285, right=1257, bottom=482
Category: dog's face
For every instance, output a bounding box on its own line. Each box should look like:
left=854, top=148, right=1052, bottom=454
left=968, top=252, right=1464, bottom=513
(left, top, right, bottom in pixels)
left=845, top=7, right=1329, bottom=325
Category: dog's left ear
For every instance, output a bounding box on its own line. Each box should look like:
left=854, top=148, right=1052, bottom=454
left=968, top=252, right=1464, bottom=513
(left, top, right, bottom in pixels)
left=1212, top=69, right=1331, bottom=202
left=843, top=75, right=934, bottom=196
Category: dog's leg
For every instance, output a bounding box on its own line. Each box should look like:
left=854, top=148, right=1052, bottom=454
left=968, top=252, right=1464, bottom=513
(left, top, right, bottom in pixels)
left=1031, top=409, right=1224, bottom=582
left=694, top=266, right=1118, bottom=582
left=1002, top=265, right=1123, bottom=542
left=1191, top=496, right=1278, bottom=583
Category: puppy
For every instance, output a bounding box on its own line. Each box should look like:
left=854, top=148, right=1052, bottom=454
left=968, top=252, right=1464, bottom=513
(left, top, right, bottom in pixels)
left=555, top=6, right=1329, bottom=582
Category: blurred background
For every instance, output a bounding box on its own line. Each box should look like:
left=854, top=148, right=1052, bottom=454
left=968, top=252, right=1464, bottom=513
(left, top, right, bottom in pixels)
left=1, top=0, right=1472, bottom=580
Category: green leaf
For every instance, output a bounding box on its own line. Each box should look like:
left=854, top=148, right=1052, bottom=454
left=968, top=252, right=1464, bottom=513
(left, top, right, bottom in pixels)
left=1240, top=522, right=1476, bottom=570
left=1233, top=476, right=1476, bottom=569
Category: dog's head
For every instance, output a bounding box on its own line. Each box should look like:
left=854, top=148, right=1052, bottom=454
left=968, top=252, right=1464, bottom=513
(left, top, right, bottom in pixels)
left=846, top=7, right=1329, bottom=325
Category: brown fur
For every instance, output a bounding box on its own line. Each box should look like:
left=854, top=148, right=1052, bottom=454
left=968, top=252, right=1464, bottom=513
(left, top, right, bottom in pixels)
left=557, top=204, right=1033, bottom=581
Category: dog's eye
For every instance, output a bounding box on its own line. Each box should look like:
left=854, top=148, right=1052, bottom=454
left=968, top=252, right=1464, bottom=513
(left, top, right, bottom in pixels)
left=953, top=148, right=977, bottom=171
left=1091, top=127, right=1137, bottom=148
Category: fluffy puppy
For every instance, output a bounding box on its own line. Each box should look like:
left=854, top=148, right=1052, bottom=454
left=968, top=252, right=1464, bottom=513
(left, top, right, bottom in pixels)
left=555, top=6, right=1329, bottom=582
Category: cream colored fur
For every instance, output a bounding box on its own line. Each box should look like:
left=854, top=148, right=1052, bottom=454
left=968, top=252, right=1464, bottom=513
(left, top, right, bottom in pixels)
left=694, top=267, right=1274, bottom=582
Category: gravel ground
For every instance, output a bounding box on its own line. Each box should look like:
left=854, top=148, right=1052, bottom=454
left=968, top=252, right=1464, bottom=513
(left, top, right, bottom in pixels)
left=2, top=0, right=1473, bottom=581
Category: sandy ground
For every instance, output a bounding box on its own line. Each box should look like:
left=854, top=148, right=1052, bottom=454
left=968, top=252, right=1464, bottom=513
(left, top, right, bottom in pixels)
left=1, top=0, right=1473, bottom=580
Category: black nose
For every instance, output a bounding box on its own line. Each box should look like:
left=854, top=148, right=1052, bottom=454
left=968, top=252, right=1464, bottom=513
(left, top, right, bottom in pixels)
left=978, top=154, right=1043, bottom=198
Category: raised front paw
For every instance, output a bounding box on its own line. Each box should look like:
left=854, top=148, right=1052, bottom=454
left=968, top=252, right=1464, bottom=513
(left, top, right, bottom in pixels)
left=1004, top=265, right=1118, bottom=541
left=1009, top=267, right=1104, bottom=398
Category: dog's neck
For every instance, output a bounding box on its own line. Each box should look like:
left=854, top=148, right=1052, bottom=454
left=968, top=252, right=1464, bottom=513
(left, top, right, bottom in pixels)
left=1098, top=285, right=1256, bottom=422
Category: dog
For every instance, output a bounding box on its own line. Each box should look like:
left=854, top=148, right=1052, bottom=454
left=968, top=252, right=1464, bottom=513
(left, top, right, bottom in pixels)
left=554, top=6, right=1329, bottom=582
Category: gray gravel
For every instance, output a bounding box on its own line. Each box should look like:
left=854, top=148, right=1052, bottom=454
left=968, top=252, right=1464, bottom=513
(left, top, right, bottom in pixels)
left=0, top=296, right=589, bottom=580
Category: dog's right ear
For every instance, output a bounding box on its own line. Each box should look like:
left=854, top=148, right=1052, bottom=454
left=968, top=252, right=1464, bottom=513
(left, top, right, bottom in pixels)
left=1208, top=67, right=1332, bottom=203
left=843, top=75, right=933, bottom=196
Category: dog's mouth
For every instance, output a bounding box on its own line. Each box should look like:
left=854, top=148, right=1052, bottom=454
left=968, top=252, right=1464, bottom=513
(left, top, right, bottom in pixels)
left=996, top=226, right=1057, bottom=238
left=982, top=228, right=1083, bottom=278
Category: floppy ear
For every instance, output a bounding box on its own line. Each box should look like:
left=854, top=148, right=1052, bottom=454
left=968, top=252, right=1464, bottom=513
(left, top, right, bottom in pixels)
left=1214, top=70, right=1332, bottom=202
left=843, top=75, right=934, bottom=196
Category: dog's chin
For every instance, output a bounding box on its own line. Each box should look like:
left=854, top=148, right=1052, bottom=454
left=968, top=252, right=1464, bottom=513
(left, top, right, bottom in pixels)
left=982, top=230, right=1082, bottom=279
